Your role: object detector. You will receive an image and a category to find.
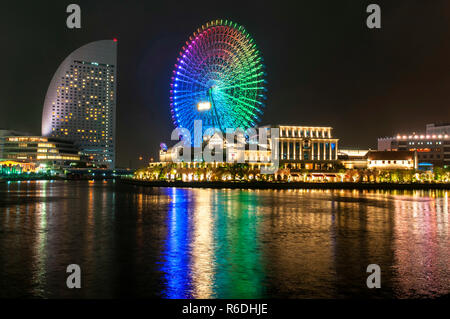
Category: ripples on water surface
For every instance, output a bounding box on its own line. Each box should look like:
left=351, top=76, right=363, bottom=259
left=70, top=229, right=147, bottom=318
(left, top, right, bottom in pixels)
left=0, top=181, right=448, bottom=298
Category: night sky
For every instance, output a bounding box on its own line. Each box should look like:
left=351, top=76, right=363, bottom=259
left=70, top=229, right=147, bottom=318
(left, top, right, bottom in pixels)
left=1, top=0, right=449, bottom=168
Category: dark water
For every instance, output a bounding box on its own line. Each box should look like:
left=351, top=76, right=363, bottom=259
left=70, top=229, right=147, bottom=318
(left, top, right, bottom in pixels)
left=0, top=180, right=449, bottom=299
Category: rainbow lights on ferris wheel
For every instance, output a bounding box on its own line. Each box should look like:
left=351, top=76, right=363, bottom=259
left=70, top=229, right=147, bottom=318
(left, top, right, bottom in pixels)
left=169, top=19, right=267, bottom=138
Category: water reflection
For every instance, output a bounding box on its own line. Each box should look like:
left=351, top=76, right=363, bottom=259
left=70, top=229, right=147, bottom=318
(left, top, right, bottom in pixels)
left=392, top=192, right=450, bottom=298
left=191, top=189, right=214, bottom=298
left=159, top=188, right=449, bottom=299
left=160, top=189, right=265, bottom=298
left=32, top=181, right=48, bottom=297
left=0, top=182, right=449, bottom=298
left=160, top=188, right=192, bottom=298
left=212, top=190, right=264, bottom=298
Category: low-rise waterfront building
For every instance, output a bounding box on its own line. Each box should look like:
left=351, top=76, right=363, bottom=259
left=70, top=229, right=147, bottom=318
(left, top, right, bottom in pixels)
left=338, top=148, right=370, bottom=169
left=159, top=125, right=339, bottom=169
left=1, top=136, right=80, bottom=168
left=0, top=129, right=32, bottom=160
left=152, top=124, right=341, bottom=181
left=378, top=129, right=449, bottom=169
left=367, top=151, right=417, bottom=170
left=159, top=141, right=274, bottom=176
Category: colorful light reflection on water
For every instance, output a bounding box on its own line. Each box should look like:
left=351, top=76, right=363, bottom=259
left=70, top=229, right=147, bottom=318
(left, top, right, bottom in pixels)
left=160, top=188, right=265, bottom=298
left=0, top=182, right=449, bottom=298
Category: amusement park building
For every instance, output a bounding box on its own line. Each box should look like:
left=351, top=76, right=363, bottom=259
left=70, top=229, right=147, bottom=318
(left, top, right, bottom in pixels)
left=158, top=125, right=339, bottom=171
left=41, top=40, right=117, bottom=168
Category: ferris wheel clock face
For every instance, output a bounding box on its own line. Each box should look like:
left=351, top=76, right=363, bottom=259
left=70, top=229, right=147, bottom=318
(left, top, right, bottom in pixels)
left=169, top=20, right=267, bottom=137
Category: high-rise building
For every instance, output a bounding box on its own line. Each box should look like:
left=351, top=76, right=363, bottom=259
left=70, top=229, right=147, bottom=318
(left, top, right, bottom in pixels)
left=42, top=40, right=117, bottom=168
left=1, top=136, right=80, bottom=165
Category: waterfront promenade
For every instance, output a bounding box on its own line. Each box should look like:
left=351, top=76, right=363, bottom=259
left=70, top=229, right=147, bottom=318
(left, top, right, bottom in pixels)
left=122, top=179, right=450, bottom=190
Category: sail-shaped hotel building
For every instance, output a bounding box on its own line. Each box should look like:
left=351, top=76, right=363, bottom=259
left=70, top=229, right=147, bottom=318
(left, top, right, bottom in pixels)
left=41, top=40, right=117, bottom=168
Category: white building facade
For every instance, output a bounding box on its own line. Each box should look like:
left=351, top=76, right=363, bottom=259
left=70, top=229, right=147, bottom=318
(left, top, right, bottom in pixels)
left=273, top=125, right=339, bottom=170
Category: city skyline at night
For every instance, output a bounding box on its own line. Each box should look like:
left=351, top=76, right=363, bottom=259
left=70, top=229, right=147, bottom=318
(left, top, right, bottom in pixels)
left=1, top=1, right=450, bottom=311
left=1, top=1, right=449, bottom=168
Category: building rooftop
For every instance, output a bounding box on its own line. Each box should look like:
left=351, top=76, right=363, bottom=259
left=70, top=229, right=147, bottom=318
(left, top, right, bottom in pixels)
left=427, top=122, right=450, bottom=127
left=367, top=151, right=415, bottom=161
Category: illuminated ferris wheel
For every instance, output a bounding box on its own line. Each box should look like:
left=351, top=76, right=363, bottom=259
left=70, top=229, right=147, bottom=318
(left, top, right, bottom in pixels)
left=169, top=19, right=267, bottom=138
